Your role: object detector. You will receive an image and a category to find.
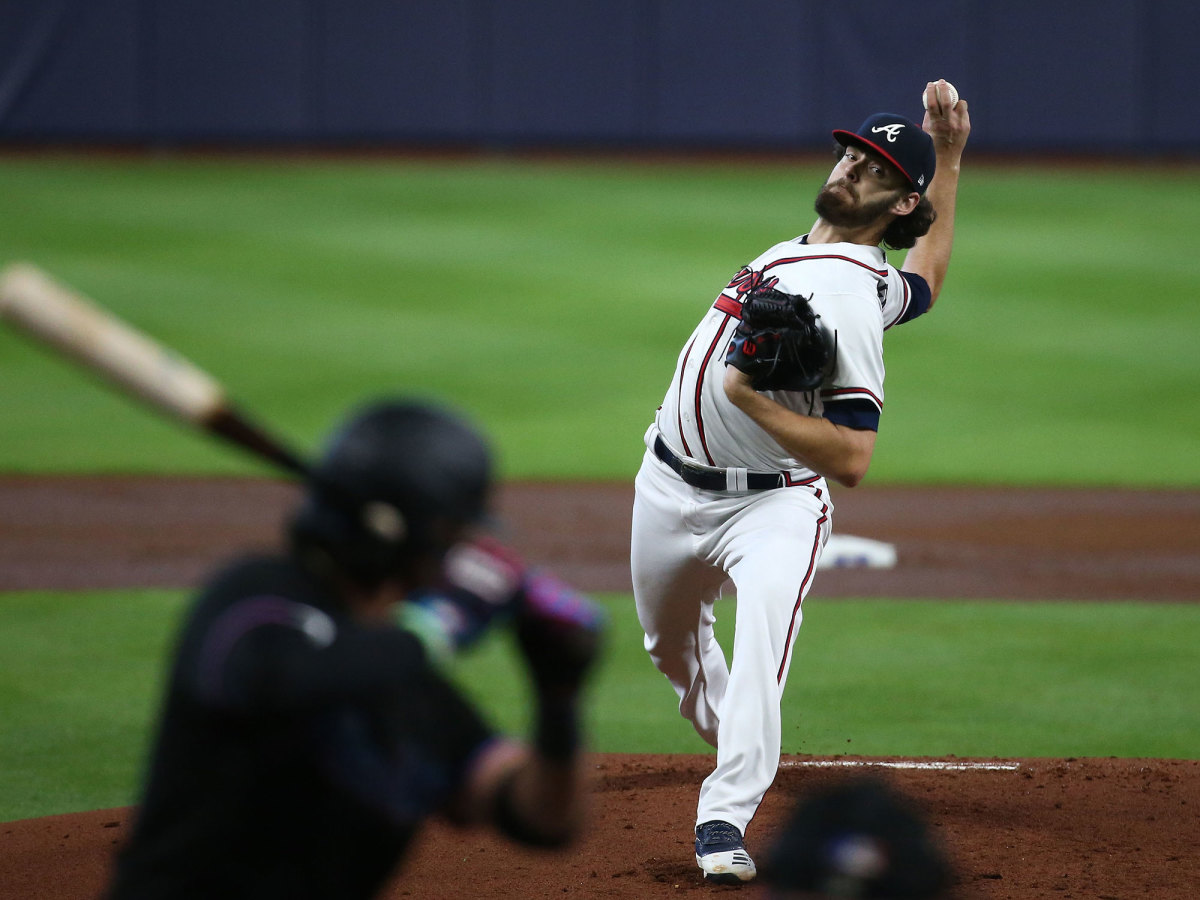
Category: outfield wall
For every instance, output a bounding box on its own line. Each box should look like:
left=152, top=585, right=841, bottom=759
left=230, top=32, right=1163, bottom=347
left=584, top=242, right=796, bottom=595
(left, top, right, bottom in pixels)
left=0, top=0, right=1196, bottom=153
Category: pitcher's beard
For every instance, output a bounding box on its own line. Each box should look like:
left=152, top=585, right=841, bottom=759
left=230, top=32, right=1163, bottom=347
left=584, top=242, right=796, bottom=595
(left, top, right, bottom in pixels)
left=814, top=184, right=895, bottom=229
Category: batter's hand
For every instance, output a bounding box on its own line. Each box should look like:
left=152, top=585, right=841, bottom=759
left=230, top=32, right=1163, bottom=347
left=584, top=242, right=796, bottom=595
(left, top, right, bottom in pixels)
left=404, top=536, right=526, bottom=651
left=515, top=573, right=604, bottom=700
left=921, top=80, right=970, bottom=161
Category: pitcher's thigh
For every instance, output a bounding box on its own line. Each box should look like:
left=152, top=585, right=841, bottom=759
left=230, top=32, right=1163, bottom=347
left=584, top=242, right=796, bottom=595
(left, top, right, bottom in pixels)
left=722, top=493, right=829, bottom=667
left=631, top=467, right=722, bottom=637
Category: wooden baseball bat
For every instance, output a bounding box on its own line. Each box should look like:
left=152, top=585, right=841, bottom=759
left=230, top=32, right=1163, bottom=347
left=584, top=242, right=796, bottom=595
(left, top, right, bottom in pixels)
left=0, top=262, right=311, bottom=478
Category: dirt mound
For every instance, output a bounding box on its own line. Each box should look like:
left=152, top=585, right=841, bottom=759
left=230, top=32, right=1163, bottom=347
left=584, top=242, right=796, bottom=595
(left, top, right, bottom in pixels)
left=3, top=755, right=1197, bottom=899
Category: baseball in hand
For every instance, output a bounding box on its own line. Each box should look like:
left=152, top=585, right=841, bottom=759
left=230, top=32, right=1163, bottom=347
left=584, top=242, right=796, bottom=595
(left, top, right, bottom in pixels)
left=922, top=80, right=959, bottom=110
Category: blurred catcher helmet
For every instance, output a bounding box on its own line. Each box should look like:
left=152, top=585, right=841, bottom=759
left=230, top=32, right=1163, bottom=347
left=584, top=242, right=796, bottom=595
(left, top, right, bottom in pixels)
left=765, top=777, right=952, bottom=898
left=289, top=398, right=493, bottom=584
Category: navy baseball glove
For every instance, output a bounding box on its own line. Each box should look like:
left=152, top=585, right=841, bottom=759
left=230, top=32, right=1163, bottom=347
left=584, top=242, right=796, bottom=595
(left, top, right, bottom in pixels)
left=725, top=286, right=835, bottom=392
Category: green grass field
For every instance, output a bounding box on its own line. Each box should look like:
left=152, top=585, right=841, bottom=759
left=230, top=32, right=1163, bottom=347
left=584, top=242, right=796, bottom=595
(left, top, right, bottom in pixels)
left=1, top=154, right=1197, bottom=822
left=2, top=589, right=1196, bottom=822
left=1, top=154, right=1197, bottom=484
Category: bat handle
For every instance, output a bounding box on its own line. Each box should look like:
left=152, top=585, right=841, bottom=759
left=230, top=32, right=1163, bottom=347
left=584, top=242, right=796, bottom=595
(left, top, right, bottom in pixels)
left=205, top=406, right=312, bottom=479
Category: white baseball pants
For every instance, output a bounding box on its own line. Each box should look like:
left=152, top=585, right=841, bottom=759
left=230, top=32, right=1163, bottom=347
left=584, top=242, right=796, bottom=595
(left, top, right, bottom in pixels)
left=630, top=449, right=831, bottom=836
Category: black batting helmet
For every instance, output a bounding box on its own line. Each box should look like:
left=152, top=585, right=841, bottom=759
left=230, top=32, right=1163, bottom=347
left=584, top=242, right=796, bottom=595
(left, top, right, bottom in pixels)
left=289, top=398, right=493, bottom=585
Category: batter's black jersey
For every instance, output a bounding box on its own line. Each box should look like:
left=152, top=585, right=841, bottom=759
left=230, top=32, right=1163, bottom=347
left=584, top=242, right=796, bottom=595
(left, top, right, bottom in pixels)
left=105, top=554, right=495, bottom=900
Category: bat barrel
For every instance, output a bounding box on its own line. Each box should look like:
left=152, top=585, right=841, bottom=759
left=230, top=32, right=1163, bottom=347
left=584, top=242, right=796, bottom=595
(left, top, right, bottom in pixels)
left=0, top=262, right=311, bottom=480
left=0, top=263, right=225, bottom=424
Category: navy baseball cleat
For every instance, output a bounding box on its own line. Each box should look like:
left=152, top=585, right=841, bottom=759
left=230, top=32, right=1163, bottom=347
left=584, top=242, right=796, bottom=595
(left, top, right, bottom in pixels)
left=695, top=820, right=757, bottom=883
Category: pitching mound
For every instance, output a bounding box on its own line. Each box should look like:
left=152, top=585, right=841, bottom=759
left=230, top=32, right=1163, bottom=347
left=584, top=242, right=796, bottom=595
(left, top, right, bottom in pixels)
left=2, top=754, right=1197, bottom=898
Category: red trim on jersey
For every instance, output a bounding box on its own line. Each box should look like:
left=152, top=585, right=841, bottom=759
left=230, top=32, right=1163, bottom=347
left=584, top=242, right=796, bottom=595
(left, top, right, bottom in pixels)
left=884, top=274, right=911, bottom=330
left=713, top=293, right=743, bottom=318
left=777, top=492, right=829, bottom=683
left=693, top=316, right=736, bottom=465
left=676, top=336, right=698, bottom=458
left=782, top=472, right=823, bottom=487
left=821, top=386, right=884, bottom=409
left=762, top=254, right=888, bottom=278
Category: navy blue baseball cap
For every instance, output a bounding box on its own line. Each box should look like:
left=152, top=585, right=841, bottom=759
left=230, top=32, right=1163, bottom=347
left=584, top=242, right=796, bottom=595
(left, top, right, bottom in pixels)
left=832, top=113, right=936, bottom=195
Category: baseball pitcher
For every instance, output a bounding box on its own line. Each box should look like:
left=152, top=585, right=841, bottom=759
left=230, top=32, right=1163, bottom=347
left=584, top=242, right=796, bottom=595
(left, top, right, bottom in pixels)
left=630, top=80, right=971, bottom=884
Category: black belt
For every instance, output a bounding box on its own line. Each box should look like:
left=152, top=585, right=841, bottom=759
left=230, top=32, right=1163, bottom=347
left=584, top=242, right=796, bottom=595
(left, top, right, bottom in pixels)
left=654, top=435, right=784, bottom=492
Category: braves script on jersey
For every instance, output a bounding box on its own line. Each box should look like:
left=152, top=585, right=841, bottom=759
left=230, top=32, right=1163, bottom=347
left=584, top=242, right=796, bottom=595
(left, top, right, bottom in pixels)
left=648, top=235, right=929, bottom=479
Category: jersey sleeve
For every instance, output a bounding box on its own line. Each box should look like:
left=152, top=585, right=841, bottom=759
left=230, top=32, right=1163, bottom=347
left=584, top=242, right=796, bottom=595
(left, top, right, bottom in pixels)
left=814, top=291, right=885, bottom=423
left=883, top=270, right=932, bottom=329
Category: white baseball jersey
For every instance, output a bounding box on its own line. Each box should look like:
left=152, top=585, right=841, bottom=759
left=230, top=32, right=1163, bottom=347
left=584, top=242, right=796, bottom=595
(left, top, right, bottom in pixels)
left=649, top=235, right=928, bottom=479
left=632, top=234, right=932, bottom=837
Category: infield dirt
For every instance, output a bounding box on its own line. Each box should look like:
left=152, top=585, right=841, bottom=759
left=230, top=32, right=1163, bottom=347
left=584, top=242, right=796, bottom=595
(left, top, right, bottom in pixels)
left=0, top=477, right=1197, bottom=899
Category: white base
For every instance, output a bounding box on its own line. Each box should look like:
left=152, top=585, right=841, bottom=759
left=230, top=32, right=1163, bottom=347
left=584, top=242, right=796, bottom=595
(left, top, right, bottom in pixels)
left=818, top=533, right=897, bottom=570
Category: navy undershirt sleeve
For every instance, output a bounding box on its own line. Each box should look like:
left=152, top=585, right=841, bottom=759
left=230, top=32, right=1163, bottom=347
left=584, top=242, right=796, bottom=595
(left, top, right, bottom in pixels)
left=823, top=398, right=880, bottom=432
